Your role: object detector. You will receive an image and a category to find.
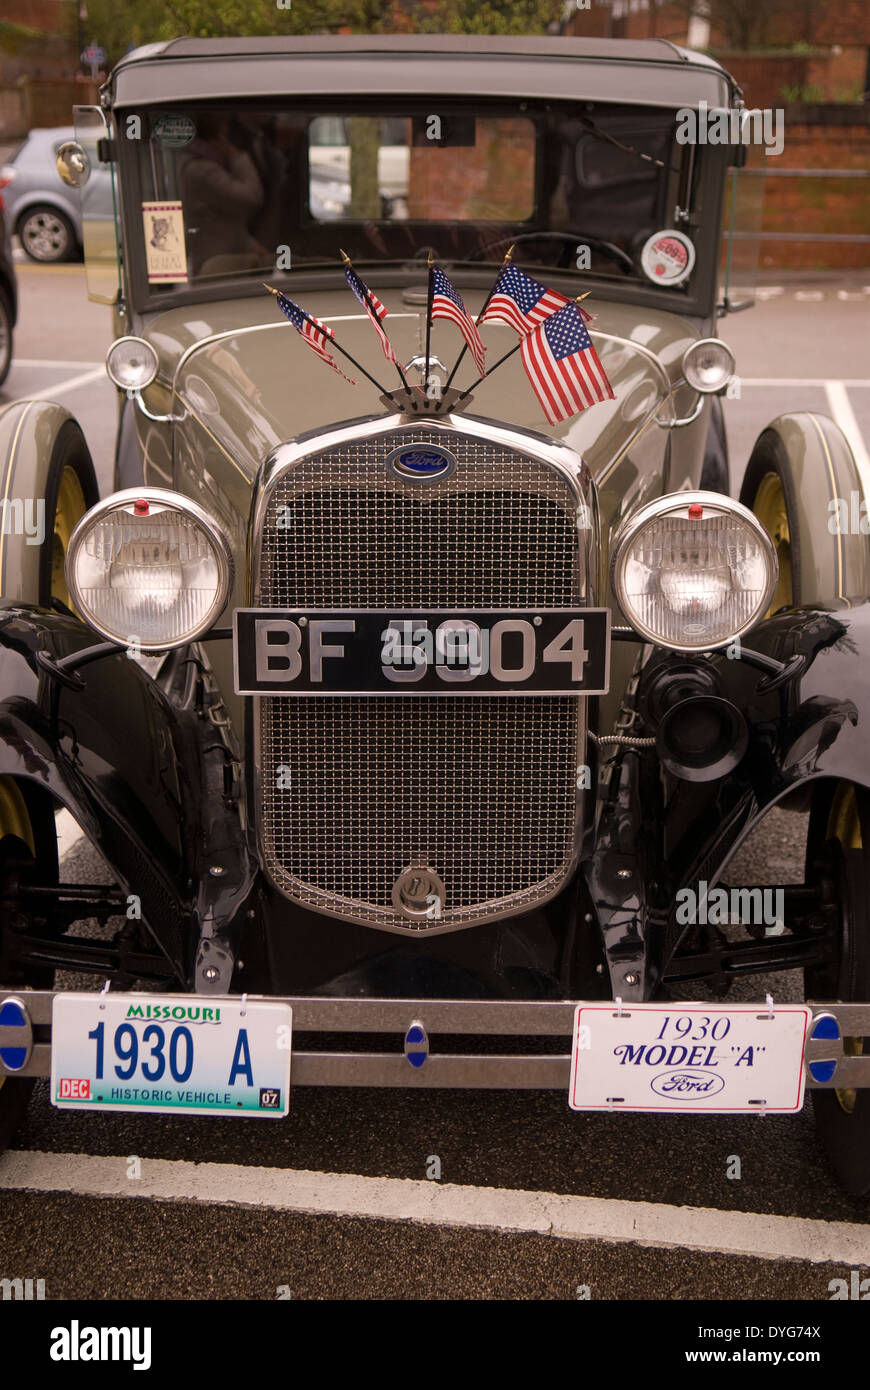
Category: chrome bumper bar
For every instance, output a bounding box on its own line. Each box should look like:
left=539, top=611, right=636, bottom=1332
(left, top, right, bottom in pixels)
left=1, top=992, right=868, bottom=1091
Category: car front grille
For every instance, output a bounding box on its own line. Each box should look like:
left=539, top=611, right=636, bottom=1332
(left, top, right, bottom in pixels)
left=254, top=422, right=588, bottom=934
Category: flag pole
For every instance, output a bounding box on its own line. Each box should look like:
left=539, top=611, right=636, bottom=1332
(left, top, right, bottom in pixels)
left=455, top=293, right=592, bottom=402
left=443, top=244, right=514, bottom=392
left=339, top=249, right=413, bottom=395
left=262, top=284, right=392, bottom=398
left=423, top=249, right=435, bottom=400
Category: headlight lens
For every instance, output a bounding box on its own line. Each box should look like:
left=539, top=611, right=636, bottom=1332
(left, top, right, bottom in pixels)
left=106, top=337, right=159, bottom=391
left=682, top=339, right=735, bottom=394
left=66, top=489, right=233, bottom=649
left=611, top=493, right=777, bottom=650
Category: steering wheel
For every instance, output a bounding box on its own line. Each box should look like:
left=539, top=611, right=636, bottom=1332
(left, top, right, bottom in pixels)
left=468, top=231, right=635, bottom=274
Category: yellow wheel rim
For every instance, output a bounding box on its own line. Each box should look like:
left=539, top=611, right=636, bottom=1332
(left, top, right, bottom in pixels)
left=51, top=467, right=87, bottom=613
left=826, top=784, right=865, bottom=1115
left=753, top=472, right=793, bottom=616
left=0, top=776, right=35, bottom=1097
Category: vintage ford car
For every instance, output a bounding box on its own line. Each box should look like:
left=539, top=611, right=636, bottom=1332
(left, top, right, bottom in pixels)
left=2, top=36, right=870, bottom=1193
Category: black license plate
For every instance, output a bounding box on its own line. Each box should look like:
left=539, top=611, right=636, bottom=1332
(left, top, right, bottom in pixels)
left=233, top=609, right=610, bottom=696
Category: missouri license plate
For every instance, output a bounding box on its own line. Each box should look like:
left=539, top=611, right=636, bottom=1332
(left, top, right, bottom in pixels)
left=50, top=994, right=292, bottom=1117
left=569, top=1003, right=812, bottom=1114
left=233, top=608, right=610, bottom=695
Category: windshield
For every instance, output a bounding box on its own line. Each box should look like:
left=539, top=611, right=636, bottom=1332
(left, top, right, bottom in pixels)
left=124, top=99, right=696, bottom=296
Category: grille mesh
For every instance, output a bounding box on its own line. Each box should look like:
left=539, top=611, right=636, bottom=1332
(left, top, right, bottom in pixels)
left=255, top=426, right=586, bottom=933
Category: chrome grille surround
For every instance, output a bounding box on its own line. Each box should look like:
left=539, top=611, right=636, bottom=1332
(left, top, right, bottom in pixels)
left=251, top=413, right=596, bottom=936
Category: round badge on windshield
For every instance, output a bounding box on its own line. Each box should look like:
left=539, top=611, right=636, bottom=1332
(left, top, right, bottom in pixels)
left=640, top=230, right=695, bottom=286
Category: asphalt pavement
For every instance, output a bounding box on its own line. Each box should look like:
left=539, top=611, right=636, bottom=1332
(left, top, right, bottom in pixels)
left=1, top=261, right=870, bottom=1302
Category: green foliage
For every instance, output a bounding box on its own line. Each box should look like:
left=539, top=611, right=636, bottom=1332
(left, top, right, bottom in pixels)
left=81, top=0, right=564, bottom=65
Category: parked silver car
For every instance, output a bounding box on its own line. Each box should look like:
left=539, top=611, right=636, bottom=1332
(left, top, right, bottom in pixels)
left=1, top=127, right=84, bottom=263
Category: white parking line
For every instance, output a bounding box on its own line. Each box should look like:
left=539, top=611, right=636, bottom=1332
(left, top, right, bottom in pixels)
left=55, top=809, right=84, bottom=859
left=13, top=360, right=102, bottom=370
left=24, top=367, right=105, bottom=401
left=1, top=1149, right=868, bottom=1266
left=825, top=381, right=870, bottom=500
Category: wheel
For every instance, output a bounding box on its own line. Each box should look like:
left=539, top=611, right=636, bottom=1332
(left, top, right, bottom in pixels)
left=739, top=429, right=799, bottom=614
left=805, top=782, right=870, bottom=1196
left=0, top=286, right=12, bottom=389
left=699, top=395, right=729, bottom=494
left=39, top=421, right=99, bottom=611
left=0, top=777, right=58, bottom=1152
left=17, top=205, right=77, bottom=264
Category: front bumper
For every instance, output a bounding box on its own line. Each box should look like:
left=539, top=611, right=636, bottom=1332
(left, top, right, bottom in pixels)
left=2, top=991, right=869, bottom=1091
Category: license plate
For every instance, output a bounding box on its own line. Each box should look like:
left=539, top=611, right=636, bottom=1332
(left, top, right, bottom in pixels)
left=234, top=608, right=610, bottom=695
left=50, top=994, right=292, bottom=1117
left=568, top=1003, right=812, bottom=1113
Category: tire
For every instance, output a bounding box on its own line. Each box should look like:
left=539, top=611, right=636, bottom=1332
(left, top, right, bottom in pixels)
left=0, top=287, right=12, bottom=389
left=739, top=428, right=800, bottom=614
left=699, top=396, right=729, bottom=494
left=38, top=421, right=99, bottom=611
left=17, top=205, right=77, bottom=264
left=805, top=783, right=870, bottom=1196
left=0, top=778, right=58, bottom=1153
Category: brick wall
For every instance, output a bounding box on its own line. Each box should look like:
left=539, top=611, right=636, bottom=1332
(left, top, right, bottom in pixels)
left=753, top=109, right=870, bottom=269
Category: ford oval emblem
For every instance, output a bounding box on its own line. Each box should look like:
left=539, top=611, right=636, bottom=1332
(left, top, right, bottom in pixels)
left=650, top=1069, right=725, bottom=1098
left=387, top=443, right=456, bottom=484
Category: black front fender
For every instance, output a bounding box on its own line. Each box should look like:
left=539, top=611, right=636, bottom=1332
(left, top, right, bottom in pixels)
left=0, top=604, right=252, bottom=981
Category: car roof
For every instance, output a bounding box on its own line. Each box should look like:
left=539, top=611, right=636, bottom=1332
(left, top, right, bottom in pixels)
left=110, top=35, right=735, bottom=109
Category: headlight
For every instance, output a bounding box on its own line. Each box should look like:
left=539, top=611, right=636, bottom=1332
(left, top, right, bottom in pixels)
left=106, top=337, right=159, bottom=392
left=682, top=339, right=735, bottom=394
left=66, top=489, right=233, bottom=650
left=611, top=492, right=777, bottom=651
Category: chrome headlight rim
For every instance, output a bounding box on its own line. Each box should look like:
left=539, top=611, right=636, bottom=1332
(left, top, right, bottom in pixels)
left=611, top=490, right=779, bottom=653
left=65, top=486, right=234, bottom=651
left=681, top=338, right=736, bottom=395
left=105, top=336, right=159, bottom=392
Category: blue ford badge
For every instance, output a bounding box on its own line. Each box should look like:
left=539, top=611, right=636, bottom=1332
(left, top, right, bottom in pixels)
left=387, top=443, right=456, bottom=483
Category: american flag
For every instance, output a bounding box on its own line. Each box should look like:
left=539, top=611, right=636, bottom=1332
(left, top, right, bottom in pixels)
left=479, top=265, right=572, bottom=336
left=520, top=301, right=614, bottom=425
left=345, top=265, right=396, bottom=363
left=272, top=290, right=356, bottom=384
left=431, top=268, right=486, bottom=377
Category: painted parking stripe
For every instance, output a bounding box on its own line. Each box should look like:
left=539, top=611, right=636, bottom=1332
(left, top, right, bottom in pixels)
left=824, top=381, right=870, bottom=502
left=56, top=809, right=84, bottom=859
left=13, top=360, right=102, bottom=370
left=739, top=378, right=870, bottom=388
left=23, top=367, right=105, bottom=402
left=1, top=1149, right=869, bottom=1266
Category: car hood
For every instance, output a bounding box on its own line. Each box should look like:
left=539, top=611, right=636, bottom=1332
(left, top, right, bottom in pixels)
left=147, top=287, right=698, bottom=481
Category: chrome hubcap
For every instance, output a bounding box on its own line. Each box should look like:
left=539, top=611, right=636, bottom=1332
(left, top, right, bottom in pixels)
left=22, top=213, right=68, bottom=261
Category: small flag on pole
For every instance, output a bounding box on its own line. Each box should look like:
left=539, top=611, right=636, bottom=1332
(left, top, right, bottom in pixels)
left=479, top=264, right=593, bottom=334
left=268, top=288, right=356, bottom=384
left=520, top=301, right=614, bottom=425
left=431, top=267, right=486, bottom=377
left=344, top=262, right=396, bottom=363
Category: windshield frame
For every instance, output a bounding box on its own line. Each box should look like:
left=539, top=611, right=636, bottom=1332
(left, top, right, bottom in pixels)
left=112, top=93, right=729, bottom=322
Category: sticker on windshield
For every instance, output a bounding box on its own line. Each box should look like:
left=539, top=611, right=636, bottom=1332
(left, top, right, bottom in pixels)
left=640, top=230, right=695, bottom=286
left=152, top=113, right=196, bottom=148
left=142, top=201, right=188, bottom=283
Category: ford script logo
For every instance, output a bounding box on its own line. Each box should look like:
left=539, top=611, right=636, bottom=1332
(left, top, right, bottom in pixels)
left=387, top=443, right=456, bottom=483
left=650, top=1069, right=725, bottom=1098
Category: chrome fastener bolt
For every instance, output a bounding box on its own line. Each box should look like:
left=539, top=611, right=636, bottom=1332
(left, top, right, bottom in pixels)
left=209, top=866, right=226, bottom=877
left=203, top=966, right=219, bottom=983
left=616, top=868, right=632, bottom=880
left=624, top=972, right=639, bottom=986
